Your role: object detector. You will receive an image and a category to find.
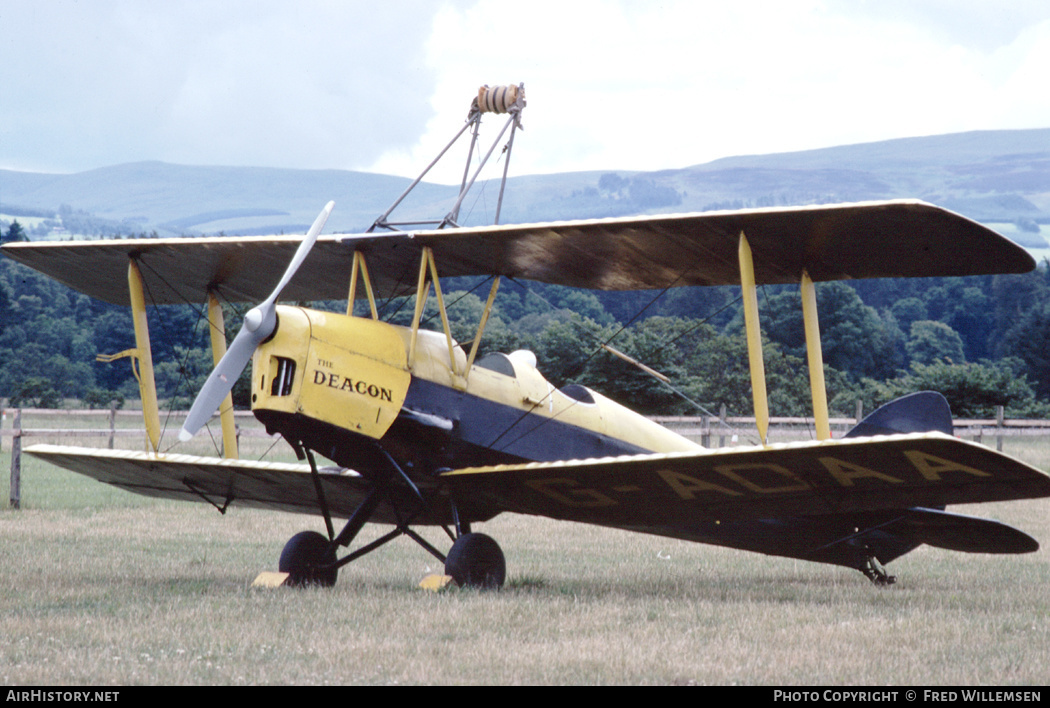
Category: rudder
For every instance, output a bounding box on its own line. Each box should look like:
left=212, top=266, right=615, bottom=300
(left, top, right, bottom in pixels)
left=845, top=391, right=953, bottom=438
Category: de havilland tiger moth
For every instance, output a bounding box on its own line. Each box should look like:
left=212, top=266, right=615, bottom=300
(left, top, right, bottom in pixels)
left=4, top=84, right=1050, bottom=589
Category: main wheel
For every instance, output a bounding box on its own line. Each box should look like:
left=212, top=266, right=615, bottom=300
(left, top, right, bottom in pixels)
left=279, top=531, right=338, bottom=587
left=445, top=532, right=505, bottom=589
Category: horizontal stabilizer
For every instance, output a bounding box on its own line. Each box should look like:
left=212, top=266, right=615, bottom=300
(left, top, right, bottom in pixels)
left=803, top=505, right=1038, bottom=569
left=884, top=507, right=1039, bottom=554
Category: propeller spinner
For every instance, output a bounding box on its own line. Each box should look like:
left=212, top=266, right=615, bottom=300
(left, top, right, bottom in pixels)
left=179, top=201, right=335, bottom=442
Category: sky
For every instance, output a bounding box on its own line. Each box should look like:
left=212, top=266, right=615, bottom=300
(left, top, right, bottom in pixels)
left=3, top=0, right=1049, bottom=184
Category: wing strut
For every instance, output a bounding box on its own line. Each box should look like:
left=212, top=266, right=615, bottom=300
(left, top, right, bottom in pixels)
left=408, top=247, right=461, bottom=379
left=801, top=270, right=830, bottom=440
left=94, top=259, right=163, bottom=452
left=206, top=292, right=239, bottom=458
left=738, top=231, right=769, bottom=444
left=346, top=252, right=379, bottom=320
left=465, top=276, right=502, bottom=373
left=402, top=248, right=502, bottom=387
left=738, top=238, right=832, bottom=444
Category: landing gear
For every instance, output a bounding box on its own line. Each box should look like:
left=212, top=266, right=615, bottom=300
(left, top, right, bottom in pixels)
left=860, top=555, right=897, bottom=586
left=277, top=443, right=507, bottom=590
left=279, top=531, right=338, bottom=587
left=445, top=532, right=506, bottom=589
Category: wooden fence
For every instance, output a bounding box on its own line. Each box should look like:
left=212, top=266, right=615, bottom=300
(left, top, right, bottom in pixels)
left=650, top=404, right=1041, bottom=450
left=5, top=406, right=1050, bottom=509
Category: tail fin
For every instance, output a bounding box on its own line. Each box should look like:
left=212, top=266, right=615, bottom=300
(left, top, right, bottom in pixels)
left=844, top=391, right=953, bottom=438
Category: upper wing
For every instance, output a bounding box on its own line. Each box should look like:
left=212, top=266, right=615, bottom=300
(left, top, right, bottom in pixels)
left=2, top=200, right=1032, bottom=306
left=441, top=432, right=1050, bottom=530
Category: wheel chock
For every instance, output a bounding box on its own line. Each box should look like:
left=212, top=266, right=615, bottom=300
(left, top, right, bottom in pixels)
left=251, top=571, right=291, bottom=588
left=418, top=574, right=455, bottom=592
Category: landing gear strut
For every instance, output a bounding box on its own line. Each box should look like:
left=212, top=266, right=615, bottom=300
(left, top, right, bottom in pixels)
left=278, top=443, right=507, bottom=590
left=860, top=555, right=897, bottom=586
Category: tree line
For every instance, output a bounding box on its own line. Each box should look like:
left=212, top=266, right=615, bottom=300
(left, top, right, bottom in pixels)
left=2, top=220, right=1049, bottom=420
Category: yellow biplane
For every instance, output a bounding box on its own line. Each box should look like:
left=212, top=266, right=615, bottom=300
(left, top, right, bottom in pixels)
left=4, top=85, right=1049, bottom=589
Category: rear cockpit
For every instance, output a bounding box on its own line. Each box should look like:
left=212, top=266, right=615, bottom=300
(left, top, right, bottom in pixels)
left=476, top=350, right=597, bottom=405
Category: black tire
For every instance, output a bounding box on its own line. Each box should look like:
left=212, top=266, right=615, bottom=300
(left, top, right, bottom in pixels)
left=279, top=531, right=338, bottom=587
left=445, top=532, right=505, bottom=589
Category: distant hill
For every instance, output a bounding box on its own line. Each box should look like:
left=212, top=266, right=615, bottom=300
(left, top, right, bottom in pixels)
left=2, top=128, right=1048, bottom=250
left=0, top=162, right=457, bottom=237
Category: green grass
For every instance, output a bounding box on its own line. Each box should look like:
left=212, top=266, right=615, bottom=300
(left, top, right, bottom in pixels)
left=2, top=424, right=1050, bottom=684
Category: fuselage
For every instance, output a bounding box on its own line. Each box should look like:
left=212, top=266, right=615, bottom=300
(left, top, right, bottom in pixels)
left=250, top=306, right=701, bottom=482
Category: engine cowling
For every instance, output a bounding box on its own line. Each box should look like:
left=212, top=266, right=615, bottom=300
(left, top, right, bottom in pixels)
left=251, top=306, right=411, bottom=440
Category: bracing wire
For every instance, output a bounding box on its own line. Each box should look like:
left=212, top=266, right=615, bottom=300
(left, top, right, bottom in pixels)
left=485, top=273, right=706, bottom=451
left=486, top=266, right=788, bottom=449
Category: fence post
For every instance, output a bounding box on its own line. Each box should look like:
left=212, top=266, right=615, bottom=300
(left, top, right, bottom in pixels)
left=996, top=405, right=1004, bottom=452
left=9, top=408, right=20, bottom=509
left=718, top=404, right=727, bottom=448
left=855, top=399, right=864, bottom=425
left=108, top=401, right=117, bottom=450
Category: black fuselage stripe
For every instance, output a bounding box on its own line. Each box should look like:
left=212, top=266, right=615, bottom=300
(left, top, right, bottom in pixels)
left=402, top=377, right=650, bottom=464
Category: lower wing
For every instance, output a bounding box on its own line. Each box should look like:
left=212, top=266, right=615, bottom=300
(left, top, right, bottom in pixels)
left=442, top=432, right=1050, bottom=557
left=23, top=444, right=394, bottom=521
left=26, top=433, right=1050, bottom=564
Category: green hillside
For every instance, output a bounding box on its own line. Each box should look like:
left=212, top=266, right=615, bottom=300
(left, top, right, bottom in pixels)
left=3, top=128, right=1050, bottom=419
left=2, top=129, right=1048, bottom=245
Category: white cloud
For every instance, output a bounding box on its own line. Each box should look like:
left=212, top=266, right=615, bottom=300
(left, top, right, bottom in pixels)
left=367, top=0, right=1050, bottom=182
left=2, top=0, right=1047, bottom=177
left=1, top=0, right=442, bottom=172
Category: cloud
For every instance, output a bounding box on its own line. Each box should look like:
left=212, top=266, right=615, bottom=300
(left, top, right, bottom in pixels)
left=368, top=0, right=1050, bottom=182
left=3, top=0, right=1048, bottom=179
left=828, top=0, right=1050, bottom=50
left=1, top=0, right=444, bottom=172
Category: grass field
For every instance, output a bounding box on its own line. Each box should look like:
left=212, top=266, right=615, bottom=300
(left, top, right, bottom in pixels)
left=2, top=417, right=1050, bottom=685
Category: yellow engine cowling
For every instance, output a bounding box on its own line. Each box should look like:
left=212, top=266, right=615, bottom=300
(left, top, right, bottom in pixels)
left=251, top=307, right=411, bottom=439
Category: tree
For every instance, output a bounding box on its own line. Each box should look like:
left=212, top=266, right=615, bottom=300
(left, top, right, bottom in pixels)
left=889, top=297, right=927, bottom=334
left=8, top=377, right=61, bottom=408
left=598, top=173, right=627, bottom=194
left=534, top=317, right=603, bottom=386
left=905, top=320, right=965, bottom=366
left=83, top=388, right=125, bottom=410
left=997, top=303, right=1050, bottom=399
left=838, top=360, right=1049, bottom=419
left=2, top=220, right=26, bottom=243
left=754, top=282, right=901, bottom=381
left=0, top=277, right=10, bottom=338
left=626, top=178, right=682, bottom=208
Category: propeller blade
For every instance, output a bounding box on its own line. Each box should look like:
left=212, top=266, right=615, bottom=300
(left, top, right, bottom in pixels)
left=265, top=201, right=335, bottom=307
left=179, top=322, right=262, bottom=441
left=178, top=201, right=334, bottom=442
